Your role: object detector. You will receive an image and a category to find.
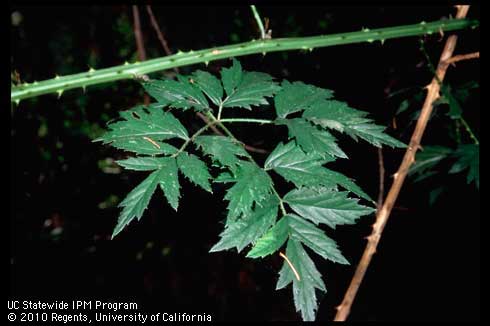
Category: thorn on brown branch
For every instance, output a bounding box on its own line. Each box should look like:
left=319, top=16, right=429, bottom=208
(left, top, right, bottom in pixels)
left=334, top=5, right=474, bottom=322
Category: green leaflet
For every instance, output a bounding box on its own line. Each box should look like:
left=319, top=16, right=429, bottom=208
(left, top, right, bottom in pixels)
left=112, top=157, right=180, bottom=238
left=191, top=70, right=224, bottom=106
left=112, top=170, right=160, bottom=238
left=210, top=196, right=279, bottom=253
left=195, top=135, right=249, bottom=171
left=224, top=162, right=274, bottom=222
left=246, top=216, right=289, bottom=258
left=303, top=99, right=369, bottom=132
left=303, top=99, right=406, bottom=148
left=287, top=214, right=349, bottom=264
left=142, top=75, right=209, bottom=111
left=222, top=71, right=281, bottom=109
left=248, top=214, right=348, bottom=263
left=220, top=59, right=280, bottom=110
left=264, top=141, right=336, bottom=188
left=177, top=152, right=212, bottom=192
left=275, top=80, right=333, bottom=118
left=155, top=158, right=179, bottom=211
left=265, top=141, right=372, bottom=201
left=221, top=58, right=243, bottom=97
left=284, top=187, right=375, bottom=229
left=449, top=144, right=479, bottom=188
left=276, top=239, right=326, bottom=321
left=277, top=118, right=347, bottom=159
left=95, top=106, right=189, bottom=143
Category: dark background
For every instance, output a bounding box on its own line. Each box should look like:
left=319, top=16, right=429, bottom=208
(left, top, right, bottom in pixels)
left=10, top=5, right=480, bottom=321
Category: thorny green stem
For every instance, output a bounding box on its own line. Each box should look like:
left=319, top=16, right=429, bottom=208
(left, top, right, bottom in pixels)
left=250, top=5, right=266, bottom=39
left=11, top=18, right=478, bottom=102
left=459, top=117, right=479, bottom=145
left=204, top=112, right=288, bottom=216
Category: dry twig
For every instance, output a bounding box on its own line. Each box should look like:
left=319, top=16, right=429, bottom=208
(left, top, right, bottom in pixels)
left=377, top=148, right=385, bottom=208
left=334, top=5, right=472, bottom=321
left=131, top=5, right=150, bottom=105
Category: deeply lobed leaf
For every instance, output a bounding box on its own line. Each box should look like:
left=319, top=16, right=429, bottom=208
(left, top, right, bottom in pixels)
left=264, top=141, right=336, bottom=188
left=143, top=76, right=209, bottom=111
left=277, top=239, right=326, bottom=321
left=220, top=59, right=280, bottom=110
left=210, top=196, right=279, bottom=253
left=177, top=152, right=213, bottom=192
left=96, top=106, right=189, bottom=144
left=223, top=162, right=274, bottom=222
left=191, top=70, right=224, bottom=106
left=284, top=187, right=375, bottom=229
left=277, top=118, right=347, bottom=159
left=274, top=80, right=333, bottom=118
left=303, top=99, right=406, bottom=148
left=112, top=157, right=180, bottom=238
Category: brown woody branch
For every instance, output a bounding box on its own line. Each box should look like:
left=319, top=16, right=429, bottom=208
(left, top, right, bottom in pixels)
left=131, top=5, right=150, bottom=105
left=377, top=148, right=385, bottom=208
left=444, top=51, right=479, bottom=66
left=334, top=5, right=472, bottom=321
